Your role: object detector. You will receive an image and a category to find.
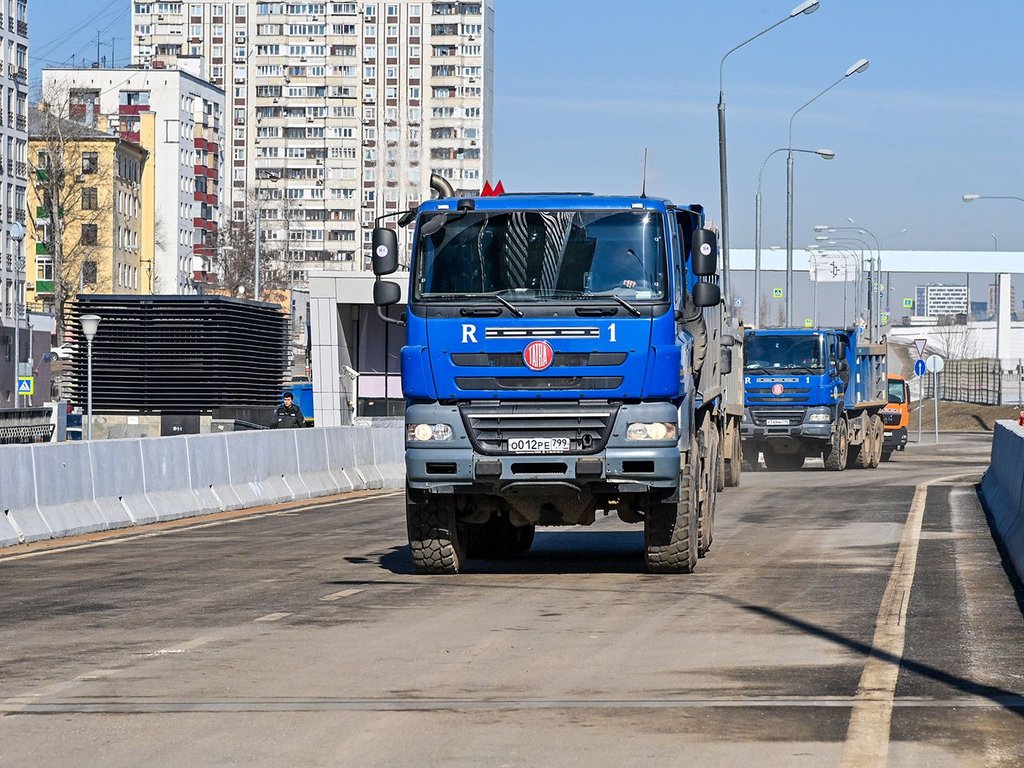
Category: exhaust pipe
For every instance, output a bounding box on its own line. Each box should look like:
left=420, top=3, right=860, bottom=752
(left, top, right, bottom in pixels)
left=430, top=173, right=455, bottom=199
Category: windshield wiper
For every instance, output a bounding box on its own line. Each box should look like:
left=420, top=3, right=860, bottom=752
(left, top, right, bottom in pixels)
left=610, top=295, right=642, bottom=317
left=489, top=293, right=524, bottom=317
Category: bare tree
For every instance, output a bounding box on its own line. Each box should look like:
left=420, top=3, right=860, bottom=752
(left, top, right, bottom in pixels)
left=931, top=320, right=980, bottom=360
left=29, top=85, right=113, bottom=338
left=212, top=187, right=289, bottom=300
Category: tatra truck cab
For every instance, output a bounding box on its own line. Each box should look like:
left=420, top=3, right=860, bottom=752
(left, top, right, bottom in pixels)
left=372, top=192, right=744, bottom=574
left=740, top=326, right=887, bottom=471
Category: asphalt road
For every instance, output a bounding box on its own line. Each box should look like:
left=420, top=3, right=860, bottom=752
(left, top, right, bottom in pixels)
left=1, top=434, right=1022, bottom=767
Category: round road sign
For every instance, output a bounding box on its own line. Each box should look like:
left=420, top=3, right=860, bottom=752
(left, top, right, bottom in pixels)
left=914, top=359, right=926, bottom=377
left=925, top=354, right=945, bottom=374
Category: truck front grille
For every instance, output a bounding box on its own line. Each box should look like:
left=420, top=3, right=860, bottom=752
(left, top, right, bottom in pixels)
left=460, top=401, right=618, bottom=455
left=455, top=376, right=623, bottom=391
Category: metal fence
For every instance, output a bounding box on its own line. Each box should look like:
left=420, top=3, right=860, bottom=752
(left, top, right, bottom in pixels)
left=921, top=358, right=1024, bottom=405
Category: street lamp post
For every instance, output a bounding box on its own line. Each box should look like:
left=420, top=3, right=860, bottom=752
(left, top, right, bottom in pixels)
left=814, top=223, right=883, bottom=337
left=81, top=314, right=101, bottom=440
left=785, top=58, right=869, bottom=326
left=756, top=146, right=833, bottom=327
left=254, top=170, right=281, bottom=301
left=718, top=0, right=819, bottom=303
left=9, top=221, right=25, bottom=406
left=818, top=236, right=872, bottom=326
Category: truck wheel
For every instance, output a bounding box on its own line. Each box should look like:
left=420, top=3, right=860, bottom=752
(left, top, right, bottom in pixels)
left=516, top=524, right=536, bottom=553
left=741, top=442, right=761, bottom=471
left=848, top=438, right=870, bottom=469
left=724, top=425, right=743, bottom=487
left=823, top=420, right=848, bottom=471
left=407, top=488, right=465, bottom=574
left=716, top=422, right=727, bottom=492
left=644, top=438, right=699, bottom=574
left=698, top=423, right=719, bottom=557
left=763, top=452, right=805, bottom=471
left=880, top=448, right=894, bottom=462
left=867, top=415, right=884, bottom=468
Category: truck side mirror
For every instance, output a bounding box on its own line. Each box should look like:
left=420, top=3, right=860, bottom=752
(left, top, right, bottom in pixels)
left=692, top=281, right=720, bottom=308
left=691, top=228, right=718, bottom=276
left=371, top=227, right=399, bottom=276
left=373, top=279, right=401, bottom=306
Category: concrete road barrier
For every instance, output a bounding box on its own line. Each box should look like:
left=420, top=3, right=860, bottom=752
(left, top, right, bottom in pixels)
left=33, top=442, right=108, bottom=537
left=980, top=420, right=1024, bottom=583
left=0, top=425, right=404, bottom=549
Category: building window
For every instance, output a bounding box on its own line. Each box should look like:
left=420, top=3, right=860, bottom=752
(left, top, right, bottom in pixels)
left=82, top=261, right=98, bottom=284
left=81, top=152, right=99, bottom=174
left=81, top=224, right=98, bottom=245
left=82, top=188, right=99, bottom=210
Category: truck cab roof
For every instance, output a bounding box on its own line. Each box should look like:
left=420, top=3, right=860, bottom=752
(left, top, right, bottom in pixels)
left=417, top=194, right=701, bottom=216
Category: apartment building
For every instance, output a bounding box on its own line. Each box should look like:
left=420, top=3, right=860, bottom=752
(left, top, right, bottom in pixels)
left=0, top=0, right=29, bottom=407
left=130, top=0, right=493, bottom=280
left=41, top=66, right=225, bottom=294
left=26, top=110, right=150, bottom=321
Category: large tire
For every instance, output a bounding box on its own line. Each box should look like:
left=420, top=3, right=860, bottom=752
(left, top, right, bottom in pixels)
left=763, top=451, right=805, bottom=471
left=823, top=419, right=848, bottom=471
left=407, top=488, right=465, bottom=574
left=716, top=422, right=727, bottom=492
left=645, top=438, right=699, bottom=574
left=516, top=524, right=536, bottom=553
left=880, top=448, right=894, bottom=462
left=698, top=424, right=720, bottom=558
left=867, top=415, right=884, bottom=469
left=467, top=516, right=534, bottom=559
left=724, top=423, right=743, bottom=487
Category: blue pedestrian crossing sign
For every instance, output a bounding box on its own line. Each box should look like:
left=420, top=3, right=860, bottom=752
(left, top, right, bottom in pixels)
left=17, top=376, right=33, bottom=396
left=914, top=359, right=926, bottom=377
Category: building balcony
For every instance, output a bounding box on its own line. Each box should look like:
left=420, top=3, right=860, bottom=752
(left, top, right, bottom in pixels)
left=34, top=279, right=54, bottom=295
left=35, top=242, right=49, bottom=255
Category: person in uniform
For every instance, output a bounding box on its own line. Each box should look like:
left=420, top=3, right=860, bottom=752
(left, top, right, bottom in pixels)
left=272, top=392, right=306, bottom=428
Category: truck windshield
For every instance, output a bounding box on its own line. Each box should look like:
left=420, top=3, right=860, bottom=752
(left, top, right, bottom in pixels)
left=412, top=209, right=667, bottom=302
left=744, top=334, right=826, bottom=372
left=888, top=380, right=907, bottom=403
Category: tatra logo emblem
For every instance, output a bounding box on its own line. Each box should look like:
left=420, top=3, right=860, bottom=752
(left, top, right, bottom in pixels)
left=523, top=340, right=554, bottom=371
left=771, top=383, right=785, bottom=395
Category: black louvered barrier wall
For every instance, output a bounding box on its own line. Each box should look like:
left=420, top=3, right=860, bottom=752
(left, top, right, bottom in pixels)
left=68, top=295, right=289, bottom=414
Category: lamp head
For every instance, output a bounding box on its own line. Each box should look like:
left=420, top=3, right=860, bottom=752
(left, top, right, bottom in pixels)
left=813, top=225, right=829, bottom=232
left=815, top=235, right=829, bottom=242
left=80, top=314, right=101, bottom=341
left=9, top=222, right=25, bottom=242
left=791, top=0, right=820, bottom=16
left=816, top=149, right=835, bottom=160
left=962, top=194, right=979, bottom=202
left=845, top=58, right=870, bottom=77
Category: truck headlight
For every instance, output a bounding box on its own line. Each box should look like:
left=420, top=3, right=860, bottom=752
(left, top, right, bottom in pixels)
left=806, top=410, right=832, bottom=423
left=626, top=422, right=677, bottom=441
left=408, top=423, right=454, bottom=442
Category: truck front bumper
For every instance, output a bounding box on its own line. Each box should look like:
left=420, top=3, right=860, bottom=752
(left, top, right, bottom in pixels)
left=883, top=426, right=908, bottom=450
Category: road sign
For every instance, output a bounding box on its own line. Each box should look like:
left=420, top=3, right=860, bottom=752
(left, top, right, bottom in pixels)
left=903, top=298, right=914, bottom=309
left=880, top=312, right=890, bottom=325
left=733, top=298, right=742, bottom=308
left=17, top=376, right=33, bottom=396
left=17, top=361, right=32, bottom=376
left=914, top=359, right=927, bottom=376
left=926, top=354, right=945, bottom=373
left=772, top=288, right=783, bottom=298
left=913, top=338, right=927, bottom=358
left=803, top=318, right=813, bottom=328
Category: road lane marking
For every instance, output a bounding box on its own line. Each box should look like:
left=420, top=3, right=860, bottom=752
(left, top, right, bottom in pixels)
left=254, top=612, right=292, bottom=622
left=840, top=481, right=929, bottom=768
left=320, top=588, right=363, bottom=602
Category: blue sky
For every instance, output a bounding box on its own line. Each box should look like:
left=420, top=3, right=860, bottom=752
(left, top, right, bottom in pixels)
left=29, top=1, right=1024, bottom=252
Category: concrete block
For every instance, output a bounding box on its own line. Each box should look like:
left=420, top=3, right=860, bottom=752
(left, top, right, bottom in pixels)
left=33, top=442, right=108, bottom=537
left=140, top=436, right=206, bottom=521
left=351, top=426, right=384, bottom=490
left=981, top=421, right=1024, bottom=583
left=295, top=428, right=346, bottom=497
left=371, top=425, right=405, bottom=489
left=224, top=430, right=297, bottom=508
left=324, top=427, right=358, bottom=493
left=88, top=439, right=147, bottom=529
left=0, top=445, right=49, bottom=545
left=186, top=432, right=242, bottom=511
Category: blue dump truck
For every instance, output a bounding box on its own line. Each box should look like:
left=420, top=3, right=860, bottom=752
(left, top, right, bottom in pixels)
left=371, top=189, right=745, bottom=574
left=740, top=326, right=887, bottom=471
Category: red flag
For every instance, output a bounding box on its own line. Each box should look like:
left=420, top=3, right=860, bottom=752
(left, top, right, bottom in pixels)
left=480, top=181, right=494, bottom=196
left=493, top=180, right=505, bottom=195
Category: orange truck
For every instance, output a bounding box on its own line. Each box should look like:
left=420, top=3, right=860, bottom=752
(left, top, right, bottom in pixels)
left=880, top=375, right=910, bottom=460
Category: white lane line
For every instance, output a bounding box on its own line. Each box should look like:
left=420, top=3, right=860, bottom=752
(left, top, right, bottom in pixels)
left=840, top=481, right=929, bottom=768
left=320, top=588, right=363, bottom=602
left=0, top=491, right=403, bottom=563
left=254, top=612, right=292, bottom=623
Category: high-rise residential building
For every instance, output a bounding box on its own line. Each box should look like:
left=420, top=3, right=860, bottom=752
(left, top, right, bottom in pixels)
left=0, top=0, right=29, bottom=408
left=26, top=110, right=150, bottom=322
left=41, top=66, right=225, bottom=294
left=129, top=1, right=494, bottom=281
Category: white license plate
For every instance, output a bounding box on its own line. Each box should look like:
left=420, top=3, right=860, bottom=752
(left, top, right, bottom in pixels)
left=766, top=419, right=790, bottom=426
left=508, top=437, right=570, bottom=453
